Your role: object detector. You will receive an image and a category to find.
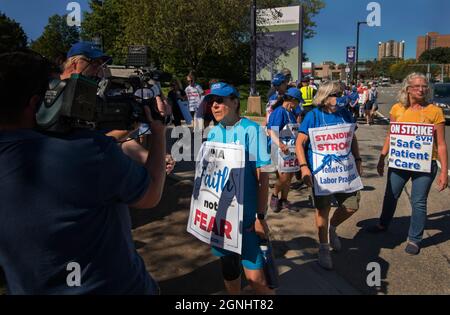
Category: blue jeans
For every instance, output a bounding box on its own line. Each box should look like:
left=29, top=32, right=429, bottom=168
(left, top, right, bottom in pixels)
left=379, top=161, right=438, bottom=244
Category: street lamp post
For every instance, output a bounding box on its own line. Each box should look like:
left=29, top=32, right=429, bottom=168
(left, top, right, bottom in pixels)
left=355, top=21, right=367, bottom=82
left=250, top=0, right=257, bottom=96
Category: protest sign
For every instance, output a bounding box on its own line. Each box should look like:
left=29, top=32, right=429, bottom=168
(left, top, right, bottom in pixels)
left=309, top=123, right=363, bottom=196
left=388, top=122, right=434, bottom=173
left=278, top=139, right=299, bottom=173
left=187, top=141, right=245, bottom=254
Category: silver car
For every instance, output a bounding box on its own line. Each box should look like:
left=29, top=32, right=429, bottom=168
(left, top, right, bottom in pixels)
left=432, top=83, right=450, bottom=123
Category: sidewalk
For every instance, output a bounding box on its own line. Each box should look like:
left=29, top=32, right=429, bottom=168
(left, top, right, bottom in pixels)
left=131, top=116, right=450, bottom=295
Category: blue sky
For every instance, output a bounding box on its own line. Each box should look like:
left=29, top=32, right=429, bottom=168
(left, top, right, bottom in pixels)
left=1, top=0, right=449, bottom=64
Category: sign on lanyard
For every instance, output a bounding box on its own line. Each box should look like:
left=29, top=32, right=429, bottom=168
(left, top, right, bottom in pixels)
left=308, top=123, right=363, bottom=196
left=388, top=122, right=434, bottom=173
left=277, top=110, right=299, bottom=173
left=187, top=141, right=245, bottom=254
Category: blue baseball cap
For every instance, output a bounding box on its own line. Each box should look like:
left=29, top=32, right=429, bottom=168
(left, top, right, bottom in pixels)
left=67, top=42, right=112, bottom=64
left=284, top=87, right=303, bottom=102
left=204, top=82, right=240, bottom=102
left=271, top=73, right=287, bottom=86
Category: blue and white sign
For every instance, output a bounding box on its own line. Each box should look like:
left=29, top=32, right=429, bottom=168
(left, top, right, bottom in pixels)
left=388, top=122, right=434, bottom=173
left=188, top=142, right=245, bottom=254
left=309, top=123, right=363, bottom=196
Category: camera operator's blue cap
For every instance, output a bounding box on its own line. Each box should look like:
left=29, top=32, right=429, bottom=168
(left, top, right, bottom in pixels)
left=67, top=42, right=112, bottom=64
left=285, top=87, right=303, bottom=102
left=204, top=82, right=240, bottom=102
left=272, top=73, right=287, bottom=86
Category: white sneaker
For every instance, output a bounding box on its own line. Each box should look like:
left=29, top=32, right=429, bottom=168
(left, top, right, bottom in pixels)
left=329, top=226, right=342, bottom=252
left=318, top=245, right=333, bottom=270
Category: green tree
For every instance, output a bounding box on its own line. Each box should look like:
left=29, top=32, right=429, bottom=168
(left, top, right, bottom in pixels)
left=0, top=12, right=27, bottom=54
left=419, top=47, right=450, bottom=64
left=388, top=59, right=426, bottom=82
left=81, top=0, right=325, bottom=81
left=31, top=14, right=80, bottom=62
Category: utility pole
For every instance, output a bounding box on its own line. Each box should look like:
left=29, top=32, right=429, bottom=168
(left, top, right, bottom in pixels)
left=250, top=0, right=257, bottom=96
left=355, top=21, right=367, bottom=81
left=247, top=0, right=262, bottom=115
left=298, top=4, right=304, bottom=83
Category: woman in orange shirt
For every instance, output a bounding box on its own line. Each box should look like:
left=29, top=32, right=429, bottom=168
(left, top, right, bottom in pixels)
left=367, top=73, right=448, bottom=255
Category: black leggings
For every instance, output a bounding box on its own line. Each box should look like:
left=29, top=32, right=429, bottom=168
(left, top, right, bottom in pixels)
left=220, top=254, right=242, bottom=281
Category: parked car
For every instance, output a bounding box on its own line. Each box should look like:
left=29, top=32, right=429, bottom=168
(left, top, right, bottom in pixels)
left=432, top=83, right=450, bottom=123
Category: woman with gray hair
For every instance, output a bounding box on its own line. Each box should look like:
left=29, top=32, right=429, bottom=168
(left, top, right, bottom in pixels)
left=296, top=81, right=363, bottom=269
left=367, top=73, right=448, bottom=255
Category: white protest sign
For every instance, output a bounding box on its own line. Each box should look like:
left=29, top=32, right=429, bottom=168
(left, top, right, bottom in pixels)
left=388, top=122, right=434, bottom=173
left=278, top=139, right=299, bottom=173
left=187, top=141, right=245, bottom=254
left=309, top=123, right=363, bottom=196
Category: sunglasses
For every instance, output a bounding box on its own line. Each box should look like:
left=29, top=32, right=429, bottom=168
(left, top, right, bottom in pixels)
left=285, top=96, right=299, bottom=102
left=329, top=93, right=343, bottom=98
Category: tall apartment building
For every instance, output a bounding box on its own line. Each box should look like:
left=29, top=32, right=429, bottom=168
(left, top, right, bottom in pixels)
left=416, top=32, right=450, bottom=59
left=378, top=40, right=405, bottom=61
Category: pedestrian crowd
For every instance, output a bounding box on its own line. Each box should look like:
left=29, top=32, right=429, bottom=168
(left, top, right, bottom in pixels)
left=0, top=43, right=448, bottom=295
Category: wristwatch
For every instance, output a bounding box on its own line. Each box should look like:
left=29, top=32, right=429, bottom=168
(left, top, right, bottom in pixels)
left=256, top=213, right=266, bottom=220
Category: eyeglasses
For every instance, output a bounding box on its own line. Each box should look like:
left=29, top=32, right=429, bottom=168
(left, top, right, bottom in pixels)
left=409, top=85, right=429, bottom=90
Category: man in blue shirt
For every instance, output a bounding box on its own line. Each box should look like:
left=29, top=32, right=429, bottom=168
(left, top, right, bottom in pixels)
left=0, top=50, right=167, bottom=294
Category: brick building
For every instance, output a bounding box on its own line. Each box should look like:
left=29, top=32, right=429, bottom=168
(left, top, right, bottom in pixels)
left=417, top=32, right=450, bottom=60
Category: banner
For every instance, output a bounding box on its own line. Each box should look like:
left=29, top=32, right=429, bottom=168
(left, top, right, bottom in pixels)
left=278, top=139, right=299, bottom=173
left=187, top=142, right=245, bottom=254
left=388, top=122, right=434, bottom=173
left=309, top=123, right=363, bottom=196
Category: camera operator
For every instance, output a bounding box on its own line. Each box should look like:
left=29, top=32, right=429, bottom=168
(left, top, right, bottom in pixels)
left=0, top=47, right=166, bottom=294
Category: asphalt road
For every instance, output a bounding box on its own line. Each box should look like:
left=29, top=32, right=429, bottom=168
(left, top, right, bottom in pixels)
left=376, top=84, right=450, bottom=177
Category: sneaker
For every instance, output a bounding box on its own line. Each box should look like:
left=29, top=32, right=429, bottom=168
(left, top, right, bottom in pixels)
left=318, top=245, right=333, bottom=270
left=405, top=241, right=420, bottom=255
left=280, top=199, right=299, bottom=212
left=329, top=226, right=342, bottom=252
left=270, top=195, right=281, bottom=213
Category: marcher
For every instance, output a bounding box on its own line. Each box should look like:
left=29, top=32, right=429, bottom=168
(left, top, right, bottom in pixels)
left=299, top=77, right=317, bottom=119
left=167, top=79, right=187, bottom=127
left=185, top=73, right=204, bottom=123
left=265, top=73, right=289, bottom=124
left=367, top=73, right=448, bottom=255
left=348, top=86, right=360, bottom=119
left=267, top=88, right=303, bottom=213
left=204, top=82, right=274, bottom=295
left=295, top=81, right=363, bottom=270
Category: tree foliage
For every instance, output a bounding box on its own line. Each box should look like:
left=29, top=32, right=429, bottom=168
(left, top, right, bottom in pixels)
left=31, top=15, right=80, bottom=62
left=81, top=0, right=325, bottom=82
left=419, top=47, right=450, bottom=64
left=0, top=12, right=27, bottom=54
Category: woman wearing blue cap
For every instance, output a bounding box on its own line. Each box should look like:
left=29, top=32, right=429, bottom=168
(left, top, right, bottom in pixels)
left=265, top=73, right=288, bottom=125
left=202, top=82, right=274, bottom=294
left=267, top=88, right=303, bottom=213
left=295, top=81, right=363, bottom=270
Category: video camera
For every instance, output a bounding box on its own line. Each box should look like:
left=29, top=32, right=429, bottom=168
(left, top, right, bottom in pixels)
left=36, top=45, right=172, bottom=133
